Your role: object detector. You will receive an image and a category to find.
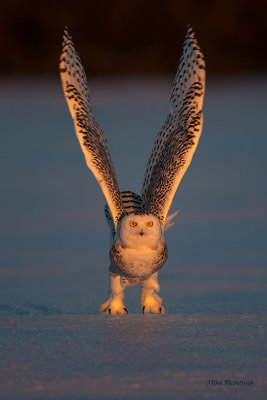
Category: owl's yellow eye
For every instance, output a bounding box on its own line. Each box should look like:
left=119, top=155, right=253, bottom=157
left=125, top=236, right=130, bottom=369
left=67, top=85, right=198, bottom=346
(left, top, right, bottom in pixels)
left=146, top=221, right=153, bottom=227
left=129, top=221, right=137, bottom=227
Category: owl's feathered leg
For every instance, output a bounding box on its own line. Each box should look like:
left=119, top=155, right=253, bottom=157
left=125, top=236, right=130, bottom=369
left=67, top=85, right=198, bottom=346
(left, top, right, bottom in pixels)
left=140, top=272, right=165, bottom=314
left=100, top=272, right=128, bottom=314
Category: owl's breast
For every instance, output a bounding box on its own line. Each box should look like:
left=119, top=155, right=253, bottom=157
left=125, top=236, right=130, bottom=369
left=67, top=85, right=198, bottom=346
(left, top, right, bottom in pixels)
left=110, top=242, right=168, bottom=279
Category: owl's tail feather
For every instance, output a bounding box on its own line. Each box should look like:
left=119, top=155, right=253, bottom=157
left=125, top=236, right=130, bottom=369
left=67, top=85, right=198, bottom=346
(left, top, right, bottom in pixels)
left=164, top=211, right=179, bottom=231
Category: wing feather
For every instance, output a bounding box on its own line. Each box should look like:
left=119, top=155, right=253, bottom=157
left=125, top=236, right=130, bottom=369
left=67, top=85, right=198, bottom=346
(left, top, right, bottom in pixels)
left=59, top=27, right=124, bottom=225
left=141, top=25, right=205, bottom=223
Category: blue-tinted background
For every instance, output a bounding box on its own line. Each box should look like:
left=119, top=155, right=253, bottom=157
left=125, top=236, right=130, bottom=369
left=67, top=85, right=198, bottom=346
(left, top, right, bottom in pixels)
left=1, top=77, right=266, bottom=400
left=0, top=1, right=267, bottom=396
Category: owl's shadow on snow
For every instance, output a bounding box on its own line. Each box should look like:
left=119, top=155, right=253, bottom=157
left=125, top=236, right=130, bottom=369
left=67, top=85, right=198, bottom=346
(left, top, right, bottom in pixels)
left=0, top=302, right=254, bottom=317
left=0, top=303, right=179, bottom=316
left=0, top=303, right=144, bottom=316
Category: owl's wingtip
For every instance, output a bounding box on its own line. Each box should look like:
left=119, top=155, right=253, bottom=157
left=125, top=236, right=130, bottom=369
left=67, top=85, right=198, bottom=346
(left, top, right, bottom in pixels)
left=186, top=24, right=196, bottom=39
left=64, top=25, right=69, bottom=34
left=186, top=24, right=193, bottom=31
left=62, top=26, right=72, bottom=45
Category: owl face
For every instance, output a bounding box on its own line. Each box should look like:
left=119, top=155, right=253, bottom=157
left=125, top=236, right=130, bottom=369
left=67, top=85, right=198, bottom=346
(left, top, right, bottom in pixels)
left=117, top=213, right=163, bottom=250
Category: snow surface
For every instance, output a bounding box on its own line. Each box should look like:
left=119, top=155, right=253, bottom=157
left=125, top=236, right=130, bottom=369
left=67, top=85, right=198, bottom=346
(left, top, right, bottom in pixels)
left=0, top=77, right=267, bottom=399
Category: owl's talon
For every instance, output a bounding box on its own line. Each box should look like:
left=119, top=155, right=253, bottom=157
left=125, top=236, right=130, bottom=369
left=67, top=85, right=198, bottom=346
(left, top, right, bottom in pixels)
left=100, top=296, right=128, bottom=314
left=141, top=293, right=165, bottom=314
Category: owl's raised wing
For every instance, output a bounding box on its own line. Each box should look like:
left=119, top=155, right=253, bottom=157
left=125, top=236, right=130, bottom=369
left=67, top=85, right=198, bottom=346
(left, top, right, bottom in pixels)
left=141, top=26, right=205, bottom=224
left=59, top=28, right=124, bottom=225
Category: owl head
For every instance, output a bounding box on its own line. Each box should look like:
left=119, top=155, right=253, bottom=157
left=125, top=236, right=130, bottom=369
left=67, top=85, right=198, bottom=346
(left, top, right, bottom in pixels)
left=116, top=211, right=164, bottom=249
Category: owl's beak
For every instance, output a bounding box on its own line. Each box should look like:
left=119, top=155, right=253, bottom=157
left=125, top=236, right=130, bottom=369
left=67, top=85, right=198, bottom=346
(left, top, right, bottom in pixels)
left=139, top=231, right=144, bottom=236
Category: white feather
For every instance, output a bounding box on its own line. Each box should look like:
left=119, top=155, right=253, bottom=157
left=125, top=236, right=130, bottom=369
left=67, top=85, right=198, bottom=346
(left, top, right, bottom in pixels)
left=141, top=25, right=205, bottom=223
left=59, top=27, right=124, bottom=225
left=164, top=211, right=179, bottom=231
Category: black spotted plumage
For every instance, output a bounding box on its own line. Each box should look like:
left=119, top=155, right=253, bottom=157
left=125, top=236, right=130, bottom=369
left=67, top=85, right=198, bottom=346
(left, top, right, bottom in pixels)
left=59, top=26, right=205, bottom=304
left=60, top=27, right=124, bottom=225
left=141, top=25, right=205, bottom=223
left=109, top=241, right=168, bottom=284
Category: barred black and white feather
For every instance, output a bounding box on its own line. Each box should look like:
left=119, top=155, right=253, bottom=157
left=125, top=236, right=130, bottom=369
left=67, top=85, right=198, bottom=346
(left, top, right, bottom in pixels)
left=105, top=190, right=143, bottom=240
left=120, top=191, right=143, bottom=213
left=59, top=27, right=124, bottom=225
left=141, top=25, right=205, bottom=223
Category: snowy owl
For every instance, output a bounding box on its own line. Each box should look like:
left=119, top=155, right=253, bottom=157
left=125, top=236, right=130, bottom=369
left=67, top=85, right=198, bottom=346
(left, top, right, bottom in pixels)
left=59, top=25, right=205, bottom=314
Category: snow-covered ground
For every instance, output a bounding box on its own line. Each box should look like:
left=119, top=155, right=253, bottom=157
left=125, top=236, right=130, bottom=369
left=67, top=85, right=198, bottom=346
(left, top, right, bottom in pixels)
left=0, top=77, right=266, bottom=399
